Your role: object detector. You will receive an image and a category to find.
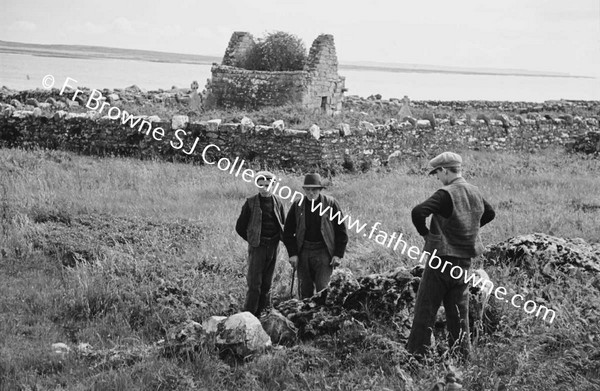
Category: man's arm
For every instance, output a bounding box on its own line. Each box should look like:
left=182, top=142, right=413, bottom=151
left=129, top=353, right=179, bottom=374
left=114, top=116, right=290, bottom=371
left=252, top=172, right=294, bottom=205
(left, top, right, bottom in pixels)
left=283, top=204, right=298, bottom=257
left=411, top=190, right=452, bottom=236
left=331, top=200, right=348, bottom=258
left=480, top=198, right=496, bottom=227
left=235, top=200, right=250, bottom=241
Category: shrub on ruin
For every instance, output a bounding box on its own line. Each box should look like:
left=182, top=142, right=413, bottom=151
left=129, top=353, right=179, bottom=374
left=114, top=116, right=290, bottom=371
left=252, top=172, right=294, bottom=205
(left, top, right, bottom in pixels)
left=238, top=31, right=307, bottom=71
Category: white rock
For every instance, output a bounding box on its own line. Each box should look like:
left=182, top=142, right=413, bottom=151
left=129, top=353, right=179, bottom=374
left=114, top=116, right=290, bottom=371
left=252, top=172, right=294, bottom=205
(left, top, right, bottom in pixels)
left=171, top=114, right=189, bottom=130
left=416, top=119, right=431, bottom=128
left=216, top=311, right=271, bottom=356
left=108, top=93, right=120, bottom=102
left=309, top=124, right=320, bottom=140
left=272, top=120, right=285, bottom=132
left=147, top=115, right=161, bottom=123
left=241, top=117, right=254, bottom=133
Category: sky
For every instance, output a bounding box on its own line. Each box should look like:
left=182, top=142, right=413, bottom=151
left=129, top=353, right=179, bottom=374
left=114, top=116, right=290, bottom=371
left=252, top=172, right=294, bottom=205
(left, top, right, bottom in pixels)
left=1, top=0, right=599, bottom=77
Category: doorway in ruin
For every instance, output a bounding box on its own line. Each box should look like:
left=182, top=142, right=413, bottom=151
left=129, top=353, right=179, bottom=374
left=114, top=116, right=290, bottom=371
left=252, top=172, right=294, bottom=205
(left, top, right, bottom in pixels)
left=321, top=96, right=328, bottom=113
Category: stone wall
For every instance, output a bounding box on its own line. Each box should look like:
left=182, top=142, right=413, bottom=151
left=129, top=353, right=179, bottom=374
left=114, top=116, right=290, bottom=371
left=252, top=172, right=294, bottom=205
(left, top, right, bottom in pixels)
left=206, top=66, right=308, bottom=110
left=205, top=33, right=345, bottom=113
left=1, top=109, right=597, bottom=174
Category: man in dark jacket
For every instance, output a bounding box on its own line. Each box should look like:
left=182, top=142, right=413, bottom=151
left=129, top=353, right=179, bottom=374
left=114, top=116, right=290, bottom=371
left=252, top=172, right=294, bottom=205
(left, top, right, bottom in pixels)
left=235, top=171, right=286, bottom=316
left=283, top=173, right=348, bottom=299
left=407, top=152, right=495, bottom=359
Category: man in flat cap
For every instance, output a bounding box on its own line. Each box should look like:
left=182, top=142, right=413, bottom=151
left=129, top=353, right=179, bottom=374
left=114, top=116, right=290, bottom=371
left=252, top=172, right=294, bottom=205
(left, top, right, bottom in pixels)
left=236, top=171, right=286, bottom=316
left=407, top=152, right=495, bottom=359
left=283, top=173, right=348, bottom=299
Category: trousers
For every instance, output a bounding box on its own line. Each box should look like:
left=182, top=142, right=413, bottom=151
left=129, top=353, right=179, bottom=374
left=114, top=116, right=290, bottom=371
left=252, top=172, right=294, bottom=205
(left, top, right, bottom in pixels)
left=406, top=255, right=471, bottom=358
left=297, top=240, right=332, bottom=299
left=244, top=238, right=278, bottom=316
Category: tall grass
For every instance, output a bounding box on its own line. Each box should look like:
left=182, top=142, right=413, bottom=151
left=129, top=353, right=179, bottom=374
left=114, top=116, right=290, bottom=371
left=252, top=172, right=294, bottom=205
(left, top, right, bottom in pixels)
left=1, top=146, right=599, bottom=390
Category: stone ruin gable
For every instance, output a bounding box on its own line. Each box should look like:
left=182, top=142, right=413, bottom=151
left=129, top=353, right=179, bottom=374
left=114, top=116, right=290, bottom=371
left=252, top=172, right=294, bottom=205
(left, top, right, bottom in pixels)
left=205, top=32, right=345, bottom=112
left=303, top=34, right=346, bottom=114
left=221, top=31, right=255, bottom=66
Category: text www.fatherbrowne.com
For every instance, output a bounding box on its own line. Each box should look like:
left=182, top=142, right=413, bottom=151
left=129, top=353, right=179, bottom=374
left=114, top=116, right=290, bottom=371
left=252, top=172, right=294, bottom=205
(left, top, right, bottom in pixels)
left=307, top=200, right=556, bottom=324
left=51, top=76, right=555, bottom=324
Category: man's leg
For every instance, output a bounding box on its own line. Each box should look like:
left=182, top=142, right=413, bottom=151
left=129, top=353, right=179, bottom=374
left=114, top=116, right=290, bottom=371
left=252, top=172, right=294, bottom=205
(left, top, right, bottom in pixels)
left=244, top=245, right=266, bottom=316
left=297, top=249, right=315, bottom=299
left=312, top=247, right=333, bottom=293
left=443, top=259, right=471, bottom=359
left=406, top=264, right=448, bottom=356
left=257, top=242, right=278, bottom=314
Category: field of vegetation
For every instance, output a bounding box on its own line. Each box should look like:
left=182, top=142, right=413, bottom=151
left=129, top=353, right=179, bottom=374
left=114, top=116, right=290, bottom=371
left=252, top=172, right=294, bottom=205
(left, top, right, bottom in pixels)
left=1, top=146, right=599, bottom=390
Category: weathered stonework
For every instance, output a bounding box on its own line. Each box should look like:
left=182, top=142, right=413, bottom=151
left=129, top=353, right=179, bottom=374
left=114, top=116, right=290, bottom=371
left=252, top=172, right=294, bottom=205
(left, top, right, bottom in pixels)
left=205, top=33, right=346, bottom=113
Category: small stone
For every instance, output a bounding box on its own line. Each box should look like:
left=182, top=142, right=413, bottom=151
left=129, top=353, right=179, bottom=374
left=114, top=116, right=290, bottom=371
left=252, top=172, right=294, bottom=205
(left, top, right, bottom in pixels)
left=172, top=115, right=189, bottom=130
left=272, top=120, right=285, bottom=132
left=207, top=119, right=221, bottom=132
left=309, top=124, right=320, bottom=140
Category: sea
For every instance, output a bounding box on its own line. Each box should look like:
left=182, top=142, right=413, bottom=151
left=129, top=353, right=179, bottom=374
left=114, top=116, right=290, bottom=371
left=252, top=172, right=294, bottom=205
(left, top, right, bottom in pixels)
left=1, top=53, right=599, bottom=102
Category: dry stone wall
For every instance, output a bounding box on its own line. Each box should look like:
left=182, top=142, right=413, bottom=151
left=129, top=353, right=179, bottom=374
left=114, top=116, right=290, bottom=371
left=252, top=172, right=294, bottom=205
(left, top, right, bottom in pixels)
left=1, top=107, right=598, bottom=173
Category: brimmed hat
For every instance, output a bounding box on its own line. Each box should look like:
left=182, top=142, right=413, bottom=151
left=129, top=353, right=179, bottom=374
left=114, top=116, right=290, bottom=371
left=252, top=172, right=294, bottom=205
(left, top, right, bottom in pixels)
left=428, top=152, right=462, bottom=175
left=255, top=170, right=275, bottom=181
left=302, top=173, right=326, bottom=188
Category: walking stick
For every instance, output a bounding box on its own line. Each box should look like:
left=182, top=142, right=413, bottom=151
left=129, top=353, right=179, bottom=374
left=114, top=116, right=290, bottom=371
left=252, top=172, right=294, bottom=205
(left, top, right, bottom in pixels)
left=290, top=267, right=296, bottom=298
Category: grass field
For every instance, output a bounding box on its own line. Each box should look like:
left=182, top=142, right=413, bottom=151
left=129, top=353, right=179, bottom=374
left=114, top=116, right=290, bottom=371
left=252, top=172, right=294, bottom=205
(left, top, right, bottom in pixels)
left=1, top=146, right=599, bottom=390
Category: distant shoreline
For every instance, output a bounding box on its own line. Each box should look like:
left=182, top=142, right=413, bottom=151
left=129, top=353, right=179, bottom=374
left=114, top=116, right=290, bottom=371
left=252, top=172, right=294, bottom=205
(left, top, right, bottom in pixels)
left=1, top=40, right=593, bottom=79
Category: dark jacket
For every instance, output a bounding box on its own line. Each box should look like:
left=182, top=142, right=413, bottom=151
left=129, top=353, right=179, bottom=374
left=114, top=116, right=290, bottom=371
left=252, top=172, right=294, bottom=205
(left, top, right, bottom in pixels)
left=283, top=194, right=348, bottom=258
left=235, top=194, right=285, bottom=247
left=413, top=177, right=495, bottom=258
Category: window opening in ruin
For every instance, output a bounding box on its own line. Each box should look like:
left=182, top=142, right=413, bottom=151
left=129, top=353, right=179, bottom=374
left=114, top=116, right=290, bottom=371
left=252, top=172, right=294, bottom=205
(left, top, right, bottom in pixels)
left=321, top=96, right=328, bottom=112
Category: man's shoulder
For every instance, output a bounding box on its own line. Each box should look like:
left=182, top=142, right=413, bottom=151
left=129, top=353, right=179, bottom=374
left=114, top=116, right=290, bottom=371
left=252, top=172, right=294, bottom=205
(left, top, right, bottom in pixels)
left=321, top=194, right=338, bottom=205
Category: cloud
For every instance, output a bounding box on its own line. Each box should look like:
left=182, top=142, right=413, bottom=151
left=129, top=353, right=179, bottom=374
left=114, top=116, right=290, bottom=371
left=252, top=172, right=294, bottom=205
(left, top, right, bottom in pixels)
left=7, top=20, right=36, bottom=32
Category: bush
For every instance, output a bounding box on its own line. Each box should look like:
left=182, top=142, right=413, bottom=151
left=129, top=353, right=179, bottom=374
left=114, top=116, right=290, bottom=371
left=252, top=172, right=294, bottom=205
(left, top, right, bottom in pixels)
left=239, top=31, right=307, bottom=71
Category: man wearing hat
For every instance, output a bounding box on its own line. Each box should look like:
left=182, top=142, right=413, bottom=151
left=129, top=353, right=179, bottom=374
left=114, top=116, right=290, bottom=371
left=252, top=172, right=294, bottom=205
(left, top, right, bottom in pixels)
left=407, top=152, right=495, bottom=359
left=235, top=171, right=286, bottom=316
left=283, top=173, right=348, bottom=299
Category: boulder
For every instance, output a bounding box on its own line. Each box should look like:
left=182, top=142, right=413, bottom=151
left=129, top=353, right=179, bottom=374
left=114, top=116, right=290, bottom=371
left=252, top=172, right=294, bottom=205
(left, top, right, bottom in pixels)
left=308, top=124, right=320, bottom=140
left=260, top=309, right=298, bottom=345
left=272, top=120, right=285, bottom=133
left=171, top=115, right=189, bottom=130
left=215, top=312, right=272, bottom=357
left=337, top=123, right=351, bottom=136
left=241, top=117, right=254, bottom=133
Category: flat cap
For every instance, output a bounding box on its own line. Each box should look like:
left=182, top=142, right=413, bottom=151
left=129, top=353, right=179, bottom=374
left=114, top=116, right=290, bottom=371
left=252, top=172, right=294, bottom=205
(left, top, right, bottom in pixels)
left=255, top=170, right=275, bottom=181
left=428, top=152, right=462, bottom=175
